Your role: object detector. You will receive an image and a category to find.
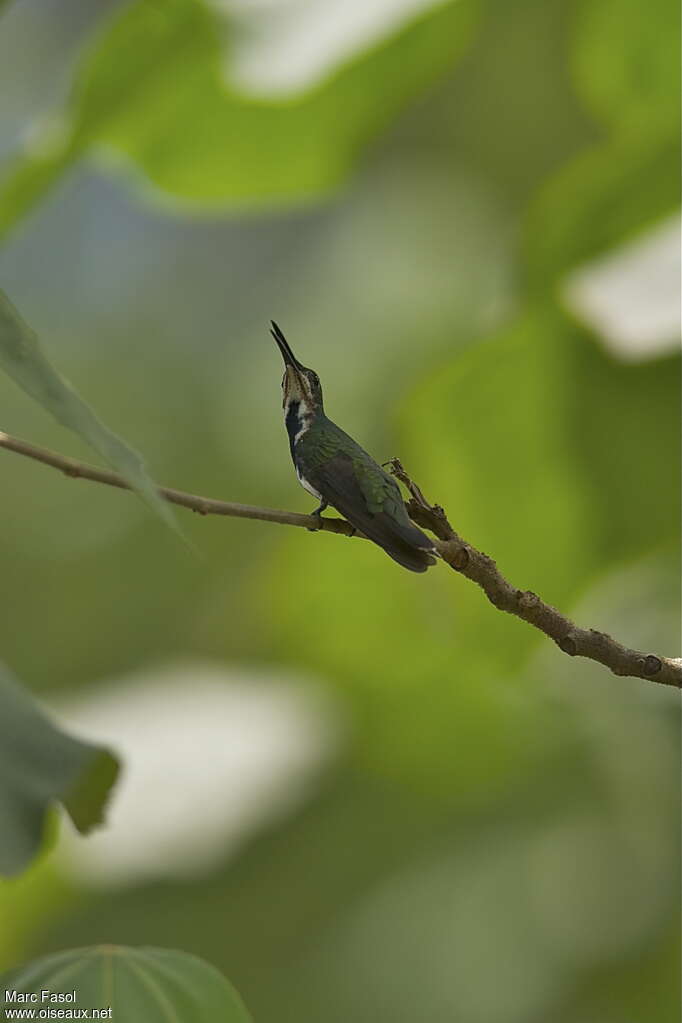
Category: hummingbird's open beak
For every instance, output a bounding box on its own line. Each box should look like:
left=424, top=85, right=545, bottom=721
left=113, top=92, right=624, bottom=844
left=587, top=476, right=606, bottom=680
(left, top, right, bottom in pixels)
left=270, top=320, right=304, bottom=372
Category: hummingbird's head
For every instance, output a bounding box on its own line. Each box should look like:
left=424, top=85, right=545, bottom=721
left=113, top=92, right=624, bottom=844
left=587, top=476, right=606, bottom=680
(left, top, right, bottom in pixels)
left=271, top=321, right=324, bottom=416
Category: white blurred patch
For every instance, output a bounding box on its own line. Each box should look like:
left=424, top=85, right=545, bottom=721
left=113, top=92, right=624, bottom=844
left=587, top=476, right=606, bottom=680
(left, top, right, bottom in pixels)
left=52, top=663, right=342, bottom=887
left=214, top=0, right=445, bottom=97
left=563, top=215, right=681, bottom=361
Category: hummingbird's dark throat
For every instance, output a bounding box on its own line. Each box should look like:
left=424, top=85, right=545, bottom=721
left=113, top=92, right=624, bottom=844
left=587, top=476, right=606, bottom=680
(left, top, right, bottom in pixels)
left=285, top=400, right=302, bottom=458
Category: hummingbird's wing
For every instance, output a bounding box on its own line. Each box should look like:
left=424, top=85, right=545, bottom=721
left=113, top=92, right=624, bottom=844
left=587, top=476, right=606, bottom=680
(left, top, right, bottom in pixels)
left=309, top=453, right=437, bottom=573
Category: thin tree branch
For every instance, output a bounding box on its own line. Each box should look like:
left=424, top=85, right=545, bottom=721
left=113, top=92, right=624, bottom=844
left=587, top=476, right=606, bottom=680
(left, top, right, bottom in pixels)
left=1, top=431, right=680, bottom=689
left=0, top=431, right=355, bottom=535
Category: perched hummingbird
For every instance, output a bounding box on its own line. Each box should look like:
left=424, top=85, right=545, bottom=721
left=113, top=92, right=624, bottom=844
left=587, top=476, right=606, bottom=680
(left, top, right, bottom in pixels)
left=271, top=321, right=437, bottom=573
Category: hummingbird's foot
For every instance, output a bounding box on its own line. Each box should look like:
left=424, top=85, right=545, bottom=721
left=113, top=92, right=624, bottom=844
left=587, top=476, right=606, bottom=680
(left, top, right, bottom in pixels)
left=307, top=501, right=328, bottom=531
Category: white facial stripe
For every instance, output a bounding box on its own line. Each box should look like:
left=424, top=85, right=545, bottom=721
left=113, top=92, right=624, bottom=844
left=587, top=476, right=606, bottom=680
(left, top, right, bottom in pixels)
left=295, top=400, right=312, bottom=442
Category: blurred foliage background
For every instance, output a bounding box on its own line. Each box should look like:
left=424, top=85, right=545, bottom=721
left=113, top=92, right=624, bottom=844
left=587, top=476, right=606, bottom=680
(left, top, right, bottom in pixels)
left=0, top=0, right=679, bottom=1020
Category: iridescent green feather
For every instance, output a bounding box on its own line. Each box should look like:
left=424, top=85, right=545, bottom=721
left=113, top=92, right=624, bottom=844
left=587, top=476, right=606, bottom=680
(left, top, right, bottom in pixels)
left=300, top=417, right=402, bottom=517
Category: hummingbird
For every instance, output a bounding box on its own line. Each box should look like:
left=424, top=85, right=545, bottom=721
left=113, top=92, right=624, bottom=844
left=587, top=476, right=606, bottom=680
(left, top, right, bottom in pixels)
left=271, top=321, right=437, bottom=573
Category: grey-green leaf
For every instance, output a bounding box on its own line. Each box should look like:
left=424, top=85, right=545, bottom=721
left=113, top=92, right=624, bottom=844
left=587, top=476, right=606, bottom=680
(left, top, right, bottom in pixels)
left=1, top=946, right=253, bottom=1022
left=0, top=666, right=120, bottom=876
left=0, top=0, right=477, bottom=235
left=0, top=289, right=176, bottom=529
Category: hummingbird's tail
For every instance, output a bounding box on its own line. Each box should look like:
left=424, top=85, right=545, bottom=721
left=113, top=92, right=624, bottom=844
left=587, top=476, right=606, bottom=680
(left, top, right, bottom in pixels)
left=384, top=544, right=436, bottom=572
left=307, top=448, right=438, bottom=572
left=348, top=502, right=437, bottom=571
left=376, top=521, right=437, bottom=573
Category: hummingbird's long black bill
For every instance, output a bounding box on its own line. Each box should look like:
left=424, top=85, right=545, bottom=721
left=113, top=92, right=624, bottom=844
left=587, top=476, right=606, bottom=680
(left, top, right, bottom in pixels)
left=271, top=320, right=304, bottom=370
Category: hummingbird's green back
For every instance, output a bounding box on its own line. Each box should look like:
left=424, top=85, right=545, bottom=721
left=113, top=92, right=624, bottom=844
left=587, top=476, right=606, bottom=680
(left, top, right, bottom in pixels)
left=295, top=415, right=436, bottom=571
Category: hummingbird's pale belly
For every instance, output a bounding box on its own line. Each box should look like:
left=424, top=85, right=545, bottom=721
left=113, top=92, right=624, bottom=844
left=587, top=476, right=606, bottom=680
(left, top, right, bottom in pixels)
left=296, top=465, right=323, bottom=502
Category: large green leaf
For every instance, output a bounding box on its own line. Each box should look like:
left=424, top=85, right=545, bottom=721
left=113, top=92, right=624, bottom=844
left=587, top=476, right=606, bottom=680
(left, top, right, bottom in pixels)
left=397, top=310, right=596, bottom=670
left=1, top=946, right=252, bottom=1021
left=405, top=310, right=680, bottom=589
left=524, top=131, right=679, bottom=291
left=524, top=0, right=679, bottom=289
left=0, top=0, right=476, bottom=237
left=572, top=0, right=679, bottom=134
left=0, top=289, right=176, bottom=529
left=0, top=667, right=119, bottom=877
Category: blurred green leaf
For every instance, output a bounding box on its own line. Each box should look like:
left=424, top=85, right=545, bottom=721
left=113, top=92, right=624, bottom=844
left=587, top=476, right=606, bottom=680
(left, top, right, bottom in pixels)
left=400, top=310, right=595, bottom=666
left=395, top=309, right=680, bottom=705
left=0, top=667, right=119, bottom=877
left=404, top=309, right=679, bottom=608
left=524, top=132, right=679, bottom=290
left=0, top=0, right=476, bottom=237
left=573, top=0, right=679, bottom=133
left=524, top=0, right=679, bottom=289
left=559, top=338, right=681, bottom=562
left=1, top=945, right=252, bottom=1021
left=0, top=289, right=177, bottom=529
